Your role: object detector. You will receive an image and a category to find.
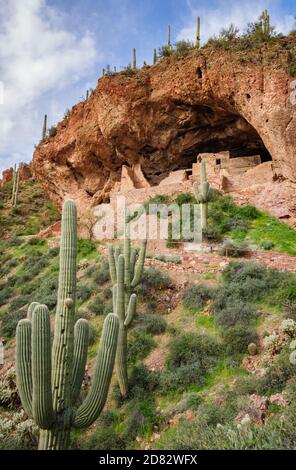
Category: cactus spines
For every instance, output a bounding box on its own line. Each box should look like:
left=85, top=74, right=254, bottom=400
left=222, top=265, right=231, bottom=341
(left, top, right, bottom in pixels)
left=193, top=160, right=213, bottom=234
left=42, top=114, right=47, bottom=141
left=108, top=231, right=147, bottom=397
left=16, top=200, right=119, bottom=450
left=153, top=48, right=157, bottom=64
left=132, top=48, right=137, bottom=70
left=196, top=16, right=201, bottom=48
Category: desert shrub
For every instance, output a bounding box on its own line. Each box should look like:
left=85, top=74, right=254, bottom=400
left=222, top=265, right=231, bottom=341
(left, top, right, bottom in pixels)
left=283, top=300, right=296, bottom=321
left=48, top=246, right=60, bottom=257
left=76, top=284, right=92, bottom=303
left=157, top=362, right=206, bottom=392
left=220, top=240, right=249, bottom=257
left=256, top=350, right=296, bottom=395
left=88, top=324, right=98, bottom=346
left=0, top=310, right=25, bottom=337
left=88, top=295, right=104, bottom=315
left=221, top=216, right=249, bottom=233
left=26, top=237, right=46, bottom=246
left=80, top=425, right=126, bottom=450
left=77, top=239, right=97, bottom=258
left=158, top=45, right=174, bottom=58
left=157, top=406, right=296, bottom=450
left=202, top=225, right=223, bottom=242
left=163, top=332, right=221, bottom=390
left=91, top=259, right=110, bottom=284
left=0, top=367, right=20, bottom=409
left=174, top=40, right=195, bottom=57
left=182, top=284, right=213, bottom=310
left=213, top=298, right=257, bottom=329
left=261, top=240, right=275, bottom=251
left=174, top=393, right=202, bottom=413
left=48, top=125, right=57, bottom=137
left=0, top=286, right=13, bottom=305
left=7, top=236, right=23, bottom=247
left=175, top=192, right=195, bottom=206
left=134, top=313, right=167, bottom=335
left=127, top=330, right=155, bottom=363
left=222, top=326, right=259, bottom=355
left=287, top=61, right=296, bottom=77
left=0, top=410, right=38, bottom=449
left=9, top=295, right=30, bottom=312
left=140, top=267, right=171, bottom=291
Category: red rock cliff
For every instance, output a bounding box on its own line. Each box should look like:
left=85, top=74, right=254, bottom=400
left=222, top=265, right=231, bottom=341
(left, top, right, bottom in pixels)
left=33, top=37, right=296, bottom=209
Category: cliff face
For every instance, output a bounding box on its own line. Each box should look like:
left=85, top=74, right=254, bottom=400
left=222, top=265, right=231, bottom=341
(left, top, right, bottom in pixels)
left=33, top=38, right=296, bottom=210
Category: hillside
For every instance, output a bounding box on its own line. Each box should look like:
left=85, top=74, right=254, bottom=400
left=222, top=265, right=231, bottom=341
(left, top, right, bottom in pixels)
left=1, top=178, right=296, bottom=450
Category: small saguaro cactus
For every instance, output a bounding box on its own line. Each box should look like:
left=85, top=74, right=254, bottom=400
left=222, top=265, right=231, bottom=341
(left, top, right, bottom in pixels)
left=42, top=114, right=47, bottom=141
left=108, top=229, right=147, bottom=398
left=11, top=164, right=20, bottom=208
left=193, top=160, right=213, bottom=234
left=196, top=16, right=201, bottom=48
left=132, top=48, right=137, bottom=70
left=153, top=48, right=157, bottom=65
left=168, top=24, right=171, bottom=48
left=261, top=9, right=271, bottom=37
left=16, top=200, right=119, bottom=450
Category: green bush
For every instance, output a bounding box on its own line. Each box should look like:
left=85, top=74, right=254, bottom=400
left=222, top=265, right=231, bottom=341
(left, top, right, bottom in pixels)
left=213, top=298, right=257, bottom=329
left=182, top=284, right=213, bottom=310
left=127, top=330, right=156, bottom=363
left=0, top=310, right=25, bottom=337
left=134, top=313, right=167, bottom=335
left=202, top=226, right=223, bottom=242
left=140, top=267, right=171, bottom=291
left=222, top=326, right=259, bottom=355
left=76, top=284, right=92, bottom=303
left=0, top=287, right=13, bottom=306
left=77, top=239, right=97, bottom=258
left=89, top=295, right=104, bottom=315
left=88, top=324, right=98, bottom=346
left=167, top=332, right=221, bottom=370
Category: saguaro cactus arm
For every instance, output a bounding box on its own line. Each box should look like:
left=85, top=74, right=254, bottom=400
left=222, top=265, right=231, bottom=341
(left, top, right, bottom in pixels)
left=124, top=294, right=137, bottom=327
left=28, top=302, right=40, bottom=322
left=73, top=313, right=119, bottom=428
left=16, top=319, right=33, bottom=417
left=108, top=246, right=117, bottom=284
left=71, top=319, right=89, bottom=405
left=32, top=305, right=54, bottom=429
left=131, top=240, right=147, bottom=288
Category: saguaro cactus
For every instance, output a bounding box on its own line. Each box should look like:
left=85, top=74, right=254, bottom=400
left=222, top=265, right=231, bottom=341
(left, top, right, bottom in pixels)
left=11, top=165, right=20, bottom=208
left=42, top=114, right=47, bottom=141
left=16, top=200, right=119, bottom=450
left=196, top=16, right=201, bottom=48
left=153, top=48, right=157, bottom=64
left=168, top=24, right=171, bottom=48
left=108, top=230, right=147, bottom=398
left=193, top=161, right=213, bottom=234
left=132, top=48, right=137, bottom=70
left=261, top=10, right=271, bottom=37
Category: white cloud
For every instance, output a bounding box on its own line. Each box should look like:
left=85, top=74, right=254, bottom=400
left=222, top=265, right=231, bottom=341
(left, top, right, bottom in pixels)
left=0, top=0, right=97, bottom=175
left=177, top=0, right=295, bottom=43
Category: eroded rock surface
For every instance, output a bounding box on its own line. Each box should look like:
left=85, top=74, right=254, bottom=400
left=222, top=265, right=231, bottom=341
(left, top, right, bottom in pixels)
left=33, top=39, right=296, bottom=213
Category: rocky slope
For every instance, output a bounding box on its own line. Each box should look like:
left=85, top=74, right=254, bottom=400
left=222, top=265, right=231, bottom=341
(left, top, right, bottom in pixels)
left=33, top=37, right=296, bottom=212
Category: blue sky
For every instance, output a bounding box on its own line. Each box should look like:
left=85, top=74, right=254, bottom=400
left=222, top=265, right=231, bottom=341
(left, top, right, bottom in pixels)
left=0, top=0, right=295, bottom=175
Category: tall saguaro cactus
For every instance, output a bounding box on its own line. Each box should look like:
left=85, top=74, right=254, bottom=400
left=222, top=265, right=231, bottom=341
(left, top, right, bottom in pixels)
left=42, top=114, right=47, bottom=141
left=11, top=165, right=20, bottom=208
left=261, top=10, right=271, bottom=37
left=168, top=24, right=171, bottom=48
left=16, top=200, right=119, bottom=450
left=108, top=231, right=147, bottom=398
left=132, top=48, right=137, bottom=70
left=196, top=16, right=201, bottom=48
left=153, top=48, right=157, bottom=65
left=193, top=161, right=213, bottom=234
